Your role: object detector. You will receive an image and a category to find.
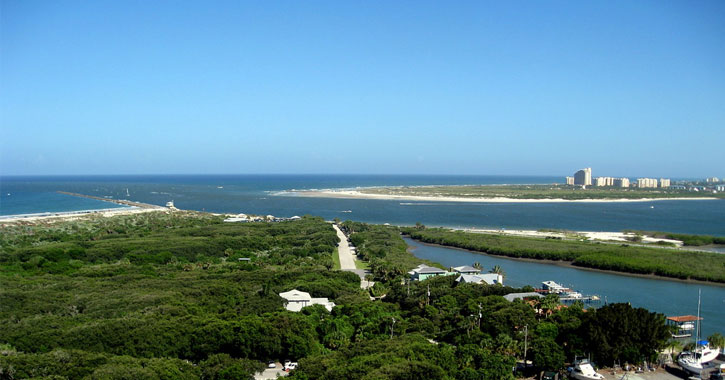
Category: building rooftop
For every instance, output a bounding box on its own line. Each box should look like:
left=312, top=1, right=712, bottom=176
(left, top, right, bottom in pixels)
left=279, top=289, right=311, bottom=302
left=452, top=265, right=480, bottom=273
left=503, top=292, right=543, bottom=302
left=667, top=315, right=703, bottom=323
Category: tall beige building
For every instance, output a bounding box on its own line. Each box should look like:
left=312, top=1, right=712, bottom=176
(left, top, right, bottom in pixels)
left=637, top=178, right=658, bottom=188
left=594, top=177, right=616, bottom=186
left=614, top=178, right=630, bottom=187
left=574, top=168, right=592, bottom=186
left=659, top=178, right=670, bottom=188
left=565, top=177, right=575, bottom=185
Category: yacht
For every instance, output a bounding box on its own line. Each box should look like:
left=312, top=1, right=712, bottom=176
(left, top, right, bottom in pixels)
left=678, top=341, right=721, bottom=375
left=570, top=359, right=604, bottom=380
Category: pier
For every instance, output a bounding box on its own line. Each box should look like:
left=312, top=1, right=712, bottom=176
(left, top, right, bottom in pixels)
left=57, top=191, right=164, bottom=209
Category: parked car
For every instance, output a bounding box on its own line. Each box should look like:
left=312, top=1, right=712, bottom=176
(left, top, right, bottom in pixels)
left=267, top=361, right=276, bottom=368
left=285, top=362, right=298, bottom=371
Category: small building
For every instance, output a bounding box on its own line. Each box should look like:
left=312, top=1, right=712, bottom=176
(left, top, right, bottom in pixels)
left=279, top=289, right=335, bottom=312
left=666, top=315, right=701, bottom=338
left=456, top=273, right=503, bottom=285
left=452, top=265, right=481, bottom=275
left=289, top=215, right=302, bottom=220
left=408, top=264, right=451, bottom=281
left=503, top=292, right=543, bottom=302
left=542, top=281, right=566, bottom=293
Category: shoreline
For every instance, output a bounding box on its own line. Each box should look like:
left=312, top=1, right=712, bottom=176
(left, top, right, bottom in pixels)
left=289, top=189, right=719, bottom=203
left=405, top=237, right=725, bottom=287
left=0, top=207, right=168, bottom=224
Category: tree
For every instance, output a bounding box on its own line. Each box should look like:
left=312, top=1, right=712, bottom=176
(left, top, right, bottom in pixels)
left=708, top=333, right=725, bottom=350
left=490, top=265, right=505, bottom=279
left=581, top=303, right=670, bottom=365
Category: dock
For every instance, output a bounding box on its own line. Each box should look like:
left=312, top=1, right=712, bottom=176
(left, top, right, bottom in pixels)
left=57, top=191, right=165, bottom=209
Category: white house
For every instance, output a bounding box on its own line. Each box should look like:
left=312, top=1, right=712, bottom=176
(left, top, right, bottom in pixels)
left=279, top=289, right=335, bottom=312
left=451, top=266, right=481, bottom=275
left=408, top=264, right=452, bottom=281
left=456, top=273, right=503, bottom=285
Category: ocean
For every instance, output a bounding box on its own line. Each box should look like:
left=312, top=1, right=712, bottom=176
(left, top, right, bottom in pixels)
left=1, top=174, right=724, bottom=235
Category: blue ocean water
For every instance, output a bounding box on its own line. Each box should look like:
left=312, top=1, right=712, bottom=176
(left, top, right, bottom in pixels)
left=2, top=175, right=723, bottom=235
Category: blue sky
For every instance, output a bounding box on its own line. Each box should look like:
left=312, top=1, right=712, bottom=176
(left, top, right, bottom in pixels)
left=2, top=1, right=724, bottom=177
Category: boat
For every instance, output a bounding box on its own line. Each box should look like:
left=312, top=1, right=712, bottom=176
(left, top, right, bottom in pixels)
left=677, top=289, right=721, bottom=375
left=570, top=359, right=604, bottom=380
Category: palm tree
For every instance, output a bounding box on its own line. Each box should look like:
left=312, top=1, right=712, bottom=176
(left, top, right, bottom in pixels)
left=472, top=262, right=482, bottom=270
left=490, top=265, right=505, bottom=279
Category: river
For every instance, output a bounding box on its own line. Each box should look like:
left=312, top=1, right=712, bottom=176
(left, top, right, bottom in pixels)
left=404, top=237, right=725, bottom=338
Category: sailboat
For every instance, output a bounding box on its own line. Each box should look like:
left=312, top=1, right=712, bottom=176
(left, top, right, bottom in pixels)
left=677, top=289, right=720, bottom=375
left=126, top=188, right=130, bottom=197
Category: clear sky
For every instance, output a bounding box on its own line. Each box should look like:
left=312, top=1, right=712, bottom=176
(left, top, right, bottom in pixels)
left=2, top=1, right=724, bottom=177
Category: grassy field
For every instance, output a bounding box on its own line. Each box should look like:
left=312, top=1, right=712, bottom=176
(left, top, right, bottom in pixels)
left=360, top=184, right=724, bottom=200
left=404, top=227, right=725, bottom=283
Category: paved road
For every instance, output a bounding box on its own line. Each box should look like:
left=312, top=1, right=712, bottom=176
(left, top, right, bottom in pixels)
left=253, top=363, right=288, bottom=380
left=333, top=224, right=356, bottom=270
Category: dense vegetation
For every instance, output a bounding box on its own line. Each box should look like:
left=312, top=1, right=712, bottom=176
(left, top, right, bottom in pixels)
left=289, top=223, right=673, bottom=379
left=404, top=228, right=725, bottom=283
left=0, top=214, right=678, bottom=379
left=360, top=184, right=725, bottom=200
left=0, top=213, right=363, bottom=378
left=340, top=221, right=433, bottom=280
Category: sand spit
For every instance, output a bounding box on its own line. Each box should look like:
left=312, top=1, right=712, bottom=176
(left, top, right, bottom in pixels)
left=291, top=189, right=718, bottom=203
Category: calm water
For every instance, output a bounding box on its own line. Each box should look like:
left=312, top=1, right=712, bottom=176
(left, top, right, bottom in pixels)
left=405, top=237, right=725, bottom=337
left=2, top=175, right=724, bottom=235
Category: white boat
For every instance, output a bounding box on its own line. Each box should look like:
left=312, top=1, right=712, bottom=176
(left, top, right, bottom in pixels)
left=570, top=359, right=604, bottom=380
left=677, top=289, right=721, bottom=375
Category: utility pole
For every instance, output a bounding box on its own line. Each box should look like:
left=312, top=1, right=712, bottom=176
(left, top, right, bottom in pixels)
left=477, top=303, right=482, bottom=328
left=406, top=280, right=410, bottom=296
left=523, top=324, right=528, bottom=365
left=390, top=317, right=396, bottom=339
left=426, top=284, right=430, bottom=306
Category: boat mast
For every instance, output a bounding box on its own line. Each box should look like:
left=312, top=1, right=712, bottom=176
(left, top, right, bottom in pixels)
left=696, top=288, right=701, bottom=346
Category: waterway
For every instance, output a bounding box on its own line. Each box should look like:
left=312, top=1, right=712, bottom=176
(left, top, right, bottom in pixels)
left=404, top=237, right=725, bottom=338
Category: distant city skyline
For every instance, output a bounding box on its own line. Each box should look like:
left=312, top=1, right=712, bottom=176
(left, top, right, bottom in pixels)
left=2, top=1, right=724, bottom=176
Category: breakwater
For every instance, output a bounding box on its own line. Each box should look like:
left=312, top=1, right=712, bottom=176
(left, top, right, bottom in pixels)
left=57, top=191, right=163, bottom=209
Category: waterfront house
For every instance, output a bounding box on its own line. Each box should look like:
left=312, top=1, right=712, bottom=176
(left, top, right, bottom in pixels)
left=279, top=289, right=335, bottom=312
left=408, top=264, right=451, bottom=281
left=451, top=265, right=481, bottom=275
left=456, top=273, right=503, bottom=285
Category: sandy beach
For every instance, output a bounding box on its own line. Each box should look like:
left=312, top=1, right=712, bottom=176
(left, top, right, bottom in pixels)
left=461, top=228, right=684, bottom=246
left=290, top=189, right=718, bottom=203
left=0, top=207, right=168, bottom=225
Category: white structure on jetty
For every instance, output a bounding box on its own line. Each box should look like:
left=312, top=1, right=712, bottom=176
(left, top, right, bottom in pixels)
left=279, top=289, right=335, bottom=312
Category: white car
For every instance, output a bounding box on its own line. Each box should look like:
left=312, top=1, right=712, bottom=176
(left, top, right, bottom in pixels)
left=284, top=362, right=298, bottom=371
left=267, top=361, right=276, bottom=368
